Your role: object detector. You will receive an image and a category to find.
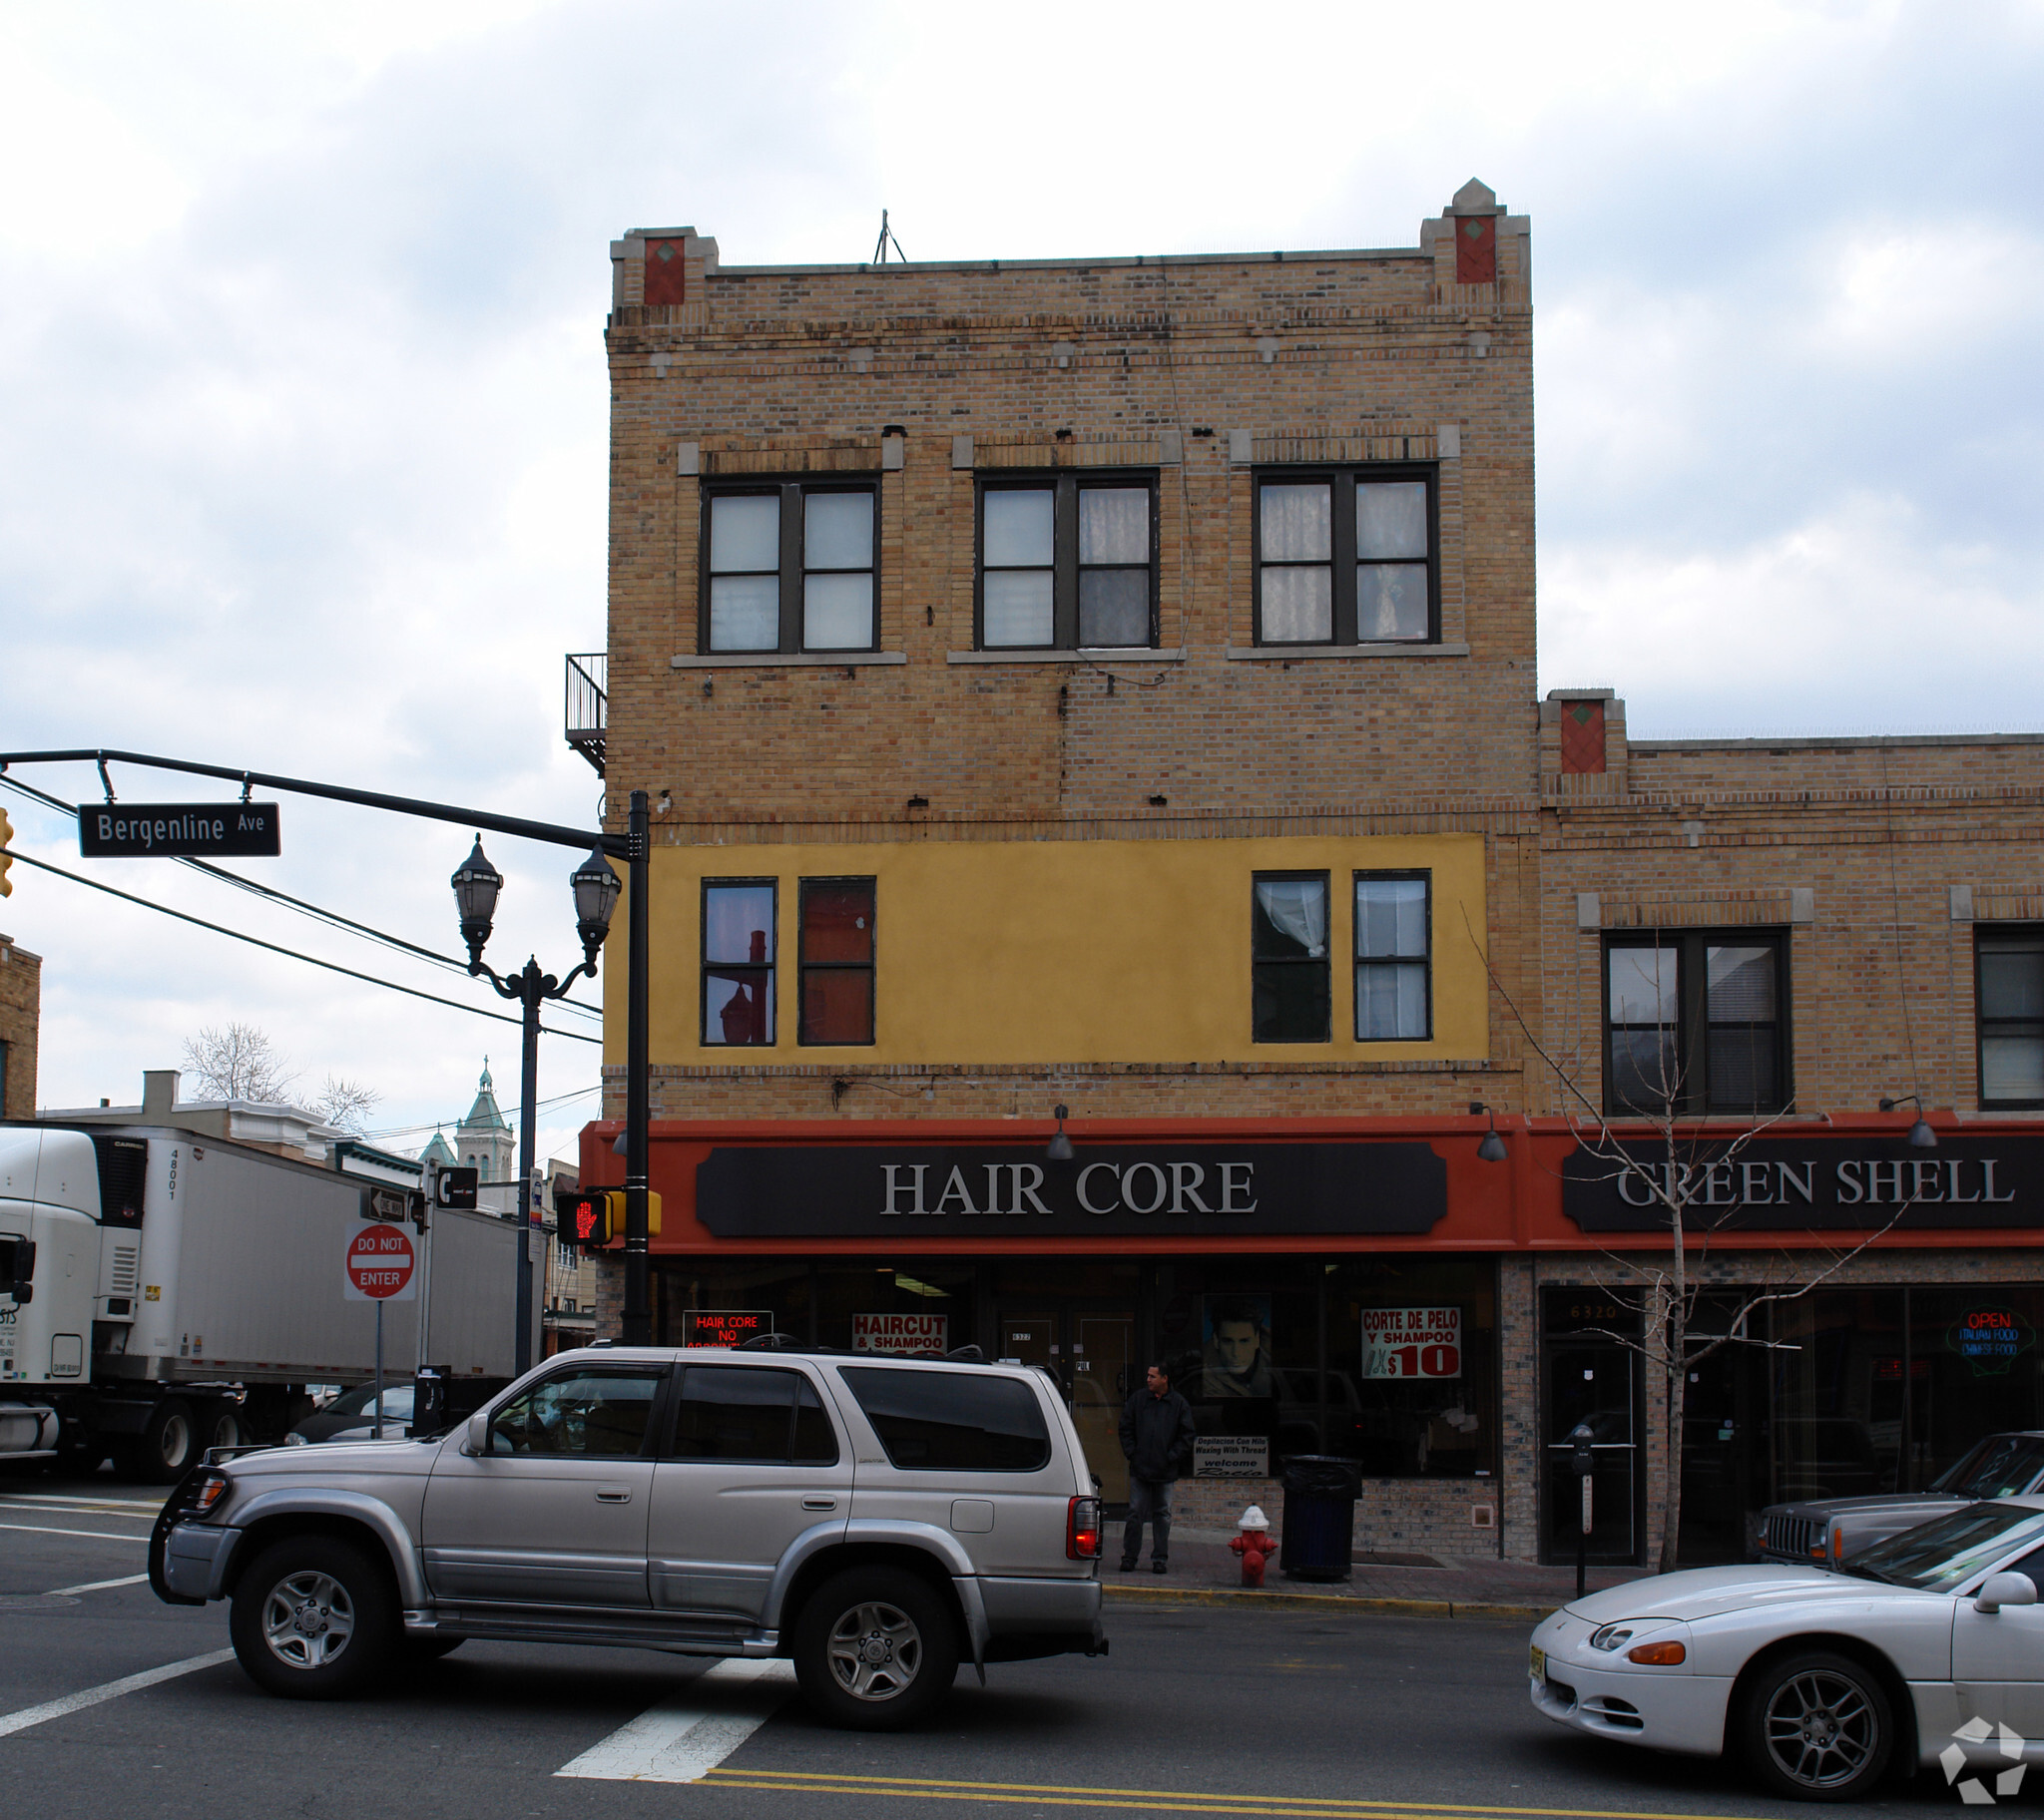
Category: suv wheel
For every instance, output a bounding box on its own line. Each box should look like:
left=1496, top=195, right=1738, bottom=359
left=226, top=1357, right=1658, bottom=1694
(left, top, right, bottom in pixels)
left=792, top=1567, right=959, bottom=1730
left=230, top=1537, right=395, bottom=1699
left=1738, top=1649, right=1893, bottom=1801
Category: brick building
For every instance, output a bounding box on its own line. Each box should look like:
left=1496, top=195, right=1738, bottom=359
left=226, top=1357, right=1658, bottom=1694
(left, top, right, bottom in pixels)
left=0, top=933, right=39, bottom=1122
left=570, top=181, right=2044, bottom=1567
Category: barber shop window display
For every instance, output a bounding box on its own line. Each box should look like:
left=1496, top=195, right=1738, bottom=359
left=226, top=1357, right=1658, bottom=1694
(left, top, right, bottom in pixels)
left=1327, top=1257, right=1499, bottom=1477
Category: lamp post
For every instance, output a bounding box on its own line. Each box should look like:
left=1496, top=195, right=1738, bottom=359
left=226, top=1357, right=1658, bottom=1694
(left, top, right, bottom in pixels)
left=452, top=836, right=620, bottom=1374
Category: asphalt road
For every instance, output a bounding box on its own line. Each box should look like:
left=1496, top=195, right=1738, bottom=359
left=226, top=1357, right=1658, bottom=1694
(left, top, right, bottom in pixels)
left=0, top=1468, right=1981, bottom=1820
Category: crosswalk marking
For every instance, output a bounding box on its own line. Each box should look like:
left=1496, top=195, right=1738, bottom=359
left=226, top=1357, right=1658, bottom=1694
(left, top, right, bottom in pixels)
left=0, top=1649, right=236, bottom=1738
left=554, top=1657, right=796, bottom=1783
left=45, top=1574, right=152, bottom=1596
left=0, top=1521, right=152, bottom=1544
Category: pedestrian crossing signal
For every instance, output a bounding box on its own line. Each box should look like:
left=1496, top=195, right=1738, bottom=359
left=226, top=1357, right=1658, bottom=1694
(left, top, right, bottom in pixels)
left=553, top=1187, right=661, bottom=1249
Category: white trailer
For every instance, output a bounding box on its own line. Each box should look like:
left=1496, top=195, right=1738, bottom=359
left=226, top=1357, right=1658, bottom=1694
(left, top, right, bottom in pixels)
left=0, top=1121, right=519, bottom=1481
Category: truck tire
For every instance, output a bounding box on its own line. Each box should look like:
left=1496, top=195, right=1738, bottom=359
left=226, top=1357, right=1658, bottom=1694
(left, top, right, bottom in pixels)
left=199, top=1407, right=242, bottom=1456
left=230, top=1536, right=396, bottom=1699
left=791, top=1566, right=959, bottom=1731
left=119, top=1398, right=198, bottom=1484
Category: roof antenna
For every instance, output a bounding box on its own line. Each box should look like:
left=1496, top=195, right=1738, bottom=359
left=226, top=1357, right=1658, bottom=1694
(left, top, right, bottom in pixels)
left=872, top=209, right=906, bottom=264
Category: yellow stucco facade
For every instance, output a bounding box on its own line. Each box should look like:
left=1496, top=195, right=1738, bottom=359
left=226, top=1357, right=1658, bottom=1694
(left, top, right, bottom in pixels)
left=608, top=833, right=1488, bottom=1068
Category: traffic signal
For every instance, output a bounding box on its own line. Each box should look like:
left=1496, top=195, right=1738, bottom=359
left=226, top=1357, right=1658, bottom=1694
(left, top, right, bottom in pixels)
left=0, top=806, right=12, bottom=898
left=552, top=1187, right=662, bottom=1249
left=556, top=1187, right=617, bottom=1249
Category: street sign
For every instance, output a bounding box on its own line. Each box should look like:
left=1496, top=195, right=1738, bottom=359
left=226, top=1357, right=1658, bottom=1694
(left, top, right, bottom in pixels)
left=78, top=802, right=281, bottom=857
left=362, top=1185, right=412, bottom=1224
left=435, top=1166, right=478, bottom=1210
left=344, top=1225, right=417, bottom=1301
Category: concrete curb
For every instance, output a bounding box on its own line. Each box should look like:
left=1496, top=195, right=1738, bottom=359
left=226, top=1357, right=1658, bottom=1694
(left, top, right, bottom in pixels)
left=1102, top=1582, right=1553, bottom=1621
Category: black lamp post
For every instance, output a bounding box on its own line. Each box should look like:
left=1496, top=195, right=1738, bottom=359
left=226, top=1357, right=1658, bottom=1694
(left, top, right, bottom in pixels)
left=453, top=835, right=620, bottom=1373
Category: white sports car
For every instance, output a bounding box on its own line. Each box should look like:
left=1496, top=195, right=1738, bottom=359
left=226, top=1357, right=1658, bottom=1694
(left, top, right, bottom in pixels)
left=1530, top=1497, right=2044, bottom=1801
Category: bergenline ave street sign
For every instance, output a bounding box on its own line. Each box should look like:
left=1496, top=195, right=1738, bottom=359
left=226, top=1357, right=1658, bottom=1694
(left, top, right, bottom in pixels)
left=79, top=801, right=280, bottom=857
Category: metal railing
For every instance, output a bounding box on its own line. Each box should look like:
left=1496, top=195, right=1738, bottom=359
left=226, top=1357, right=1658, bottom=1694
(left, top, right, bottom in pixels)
left=564, top=653, right=607, bottom=775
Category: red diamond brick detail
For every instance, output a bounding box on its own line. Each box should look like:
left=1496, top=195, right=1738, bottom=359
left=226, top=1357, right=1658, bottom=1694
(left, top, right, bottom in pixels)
left=1559, top=701, right=1605, bottom=774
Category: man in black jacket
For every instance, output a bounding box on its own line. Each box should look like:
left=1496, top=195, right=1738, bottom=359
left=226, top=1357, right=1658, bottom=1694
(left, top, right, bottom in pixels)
left=1118, top=1361, right=1198, bottom=1573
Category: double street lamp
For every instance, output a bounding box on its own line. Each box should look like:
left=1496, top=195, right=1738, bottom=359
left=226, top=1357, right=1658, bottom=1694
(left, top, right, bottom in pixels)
left=451, top=836, right=621, bottom=1374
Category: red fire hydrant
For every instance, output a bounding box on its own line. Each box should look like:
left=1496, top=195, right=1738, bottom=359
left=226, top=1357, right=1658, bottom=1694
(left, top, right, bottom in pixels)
left=1230, top=1505, right=1278, bottom=1589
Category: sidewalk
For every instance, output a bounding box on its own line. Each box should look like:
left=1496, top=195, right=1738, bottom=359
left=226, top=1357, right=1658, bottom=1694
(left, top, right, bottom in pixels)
left=1100, top=1525, right=1652, bottom=1621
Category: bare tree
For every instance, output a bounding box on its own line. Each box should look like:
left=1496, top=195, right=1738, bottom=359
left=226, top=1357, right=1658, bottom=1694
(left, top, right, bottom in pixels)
left=181, top=1023, right=297, bottom=1104
left=1474, top=921, right=1917, bottom=1572
left=312, top=1076, right=380, bottom=1138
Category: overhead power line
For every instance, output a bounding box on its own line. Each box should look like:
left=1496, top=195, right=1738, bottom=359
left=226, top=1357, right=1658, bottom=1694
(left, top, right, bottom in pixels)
left=0, top=772, right=602, bottom=1022
left=5, top=848, right=601, bottom=1045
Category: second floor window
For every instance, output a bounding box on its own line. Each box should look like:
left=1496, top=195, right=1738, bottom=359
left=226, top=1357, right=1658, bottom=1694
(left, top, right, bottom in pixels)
left=800, top=877, right=875, bottom=1045
left=703, top=879, right=775, bottom=1045
left=1605, top=930, right=1787, bottom=1116
left=978, top=474, right=1156, bottom=650
left=1252, top=873, right=1330, bottom=1042
left=704, top=482, right=876, bottom=654
left=1978, top=929, right=2044, bottom=1109
left=1255, top=468, right=1435, bottom=645
left=1355, top=874, right=1430, bottom=1041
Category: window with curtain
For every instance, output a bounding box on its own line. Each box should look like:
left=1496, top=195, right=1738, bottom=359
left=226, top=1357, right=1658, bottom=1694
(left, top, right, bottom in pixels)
left=1254, top=467, right=1436, bottom=646
left=977, top=474, right=1156, bottom=650
left=702, top=482, right=877, bottom=654
left=1355, top=873, right=1430, bottom=1040
left=1977, top=929, right=2044, bottom=1109
left=799, top=877, right=875, bottom=1045
left=1252, top=873, right=1330, bottom=1043
left=703, top=879, right=776, bottom=1046
left=1603, top=930, right=1788, bottom=1115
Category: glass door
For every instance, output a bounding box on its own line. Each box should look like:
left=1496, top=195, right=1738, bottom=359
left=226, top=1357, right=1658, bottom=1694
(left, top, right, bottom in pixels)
left=1543, top=1290, right=1639, bottom=1563
left=1072, top=1314, right=1134, bottom=1502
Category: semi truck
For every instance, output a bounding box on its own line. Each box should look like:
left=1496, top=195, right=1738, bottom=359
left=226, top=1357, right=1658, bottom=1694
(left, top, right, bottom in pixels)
left=0, top=1119, right=519, bottom=1481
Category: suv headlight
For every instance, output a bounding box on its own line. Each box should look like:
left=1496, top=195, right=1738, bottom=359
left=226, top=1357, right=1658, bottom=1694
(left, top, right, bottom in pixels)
left=284, top=1431, right=308, bottom=1445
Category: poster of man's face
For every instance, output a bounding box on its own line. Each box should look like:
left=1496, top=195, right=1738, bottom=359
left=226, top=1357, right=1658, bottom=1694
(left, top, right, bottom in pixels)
left=1202, top=1294, right=1274, bottom=1398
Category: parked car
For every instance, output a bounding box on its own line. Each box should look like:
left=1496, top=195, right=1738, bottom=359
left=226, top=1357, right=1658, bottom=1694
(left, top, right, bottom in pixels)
left=1533, top=1497, right=2044, bottom=1799
left=1760, top=1429, right=2044, bottom=1567
left=286, top=1382, right=414, bottom=1445
left=153, top=1344, right=1107, bottom=1728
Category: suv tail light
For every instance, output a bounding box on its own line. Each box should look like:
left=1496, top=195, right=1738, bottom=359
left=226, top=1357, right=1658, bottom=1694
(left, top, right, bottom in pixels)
left=1067, top=1495, right=1102, bottom=1560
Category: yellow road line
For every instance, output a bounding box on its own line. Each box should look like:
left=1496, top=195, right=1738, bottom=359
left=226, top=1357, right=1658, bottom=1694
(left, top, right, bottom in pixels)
left=696, top=1768, right=1753, bottom=1820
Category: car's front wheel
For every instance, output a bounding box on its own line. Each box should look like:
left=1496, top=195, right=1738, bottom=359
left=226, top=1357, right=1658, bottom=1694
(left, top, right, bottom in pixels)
left=1738, top=1649, right=1893, bottom=1801
left=229, top=1536, right=396, bottom=1699
left=792, top=1567, right=959, bottom=1730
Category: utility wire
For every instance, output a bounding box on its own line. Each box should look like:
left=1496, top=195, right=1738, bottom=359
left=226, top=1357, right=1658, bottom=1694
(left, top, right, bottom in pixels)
left=0, top=772, right=602, bottom=1021
left=362, top=1083, right=601, bottom=1144
left=5, top=848, right=600, bottom=1045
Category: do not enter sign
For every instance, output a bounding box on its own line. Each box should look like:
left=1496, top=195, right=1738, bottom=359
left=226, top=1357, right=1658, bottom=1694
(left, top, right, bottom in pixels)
left=344, top=1225, right=417, bottom=1301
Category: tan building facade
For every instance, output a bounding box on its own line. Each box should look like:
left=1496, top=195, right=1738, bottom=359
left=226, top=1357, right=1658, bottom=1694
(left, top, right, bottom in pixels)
left=0, top=933, right=39, bottom=1123
left=572, top=182, right=2044, bottom=1567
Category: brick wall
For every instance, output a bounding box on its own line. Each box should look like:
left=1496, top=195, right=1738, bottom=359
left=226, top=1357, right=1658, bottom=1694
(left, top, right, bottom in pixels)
left=0, top=935, right=39, bottom=1121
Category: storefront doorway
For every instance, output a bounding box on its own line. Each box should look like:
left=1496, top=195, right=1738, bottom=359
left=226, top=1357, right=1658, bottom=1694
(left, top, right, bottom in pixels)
left=1542, top=1289, right=1640, bottom=1564
left=997, top=1306, right=1135, bottom=1502
left=1678, top=1299, right=1770, bottom=1565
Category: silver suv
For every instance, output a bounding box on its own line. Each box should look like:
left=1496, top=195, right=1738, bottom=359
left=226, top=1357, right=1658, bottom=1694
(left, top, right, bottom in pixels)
left=150, top=1344, right=1107, bottom=1728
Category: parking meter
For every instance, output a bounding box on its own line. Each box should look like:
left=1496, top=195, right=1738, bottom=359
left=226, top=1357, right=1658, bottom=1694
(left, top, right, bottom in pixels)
left=1569, top=1422, right=1596, bottom=1595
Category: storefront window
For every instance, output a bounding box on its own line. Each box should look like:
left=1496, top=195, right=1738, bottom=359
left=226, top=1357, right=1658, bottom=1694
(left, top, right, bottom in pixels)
left=659, top=1260, right=811, bottom=1348
left=1326, top=1257, right=1498, bottom=1478
left=1910, top=1287, right=2044, bottom=1488
left=817, top=1261, right=977, bottom=1357
left=1771, top=1289, right=1905, bottom=1501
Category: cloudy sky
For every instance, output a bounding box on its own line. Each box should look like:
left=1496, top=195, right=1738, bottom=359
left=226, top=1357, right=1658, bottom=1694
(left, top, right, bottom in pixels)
left=3, top=0, right=2040, bottom=1155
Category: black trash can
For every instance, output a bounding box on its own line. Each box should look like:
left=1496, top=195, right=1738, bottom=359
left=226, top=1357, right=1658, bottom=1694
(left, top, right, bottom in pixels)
left=1278, top=1455, right=1362, bottom=1582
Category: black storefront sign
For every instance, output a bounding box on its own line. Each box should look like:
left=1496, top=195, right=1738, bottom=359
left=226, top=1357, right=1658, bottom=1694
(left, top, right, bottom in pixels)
left=695, top=1141, right=1447, bottom=1240
left=1562, top=1136, right=2044, bottom=1232
left=78, top=802, right=281, bottom=857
